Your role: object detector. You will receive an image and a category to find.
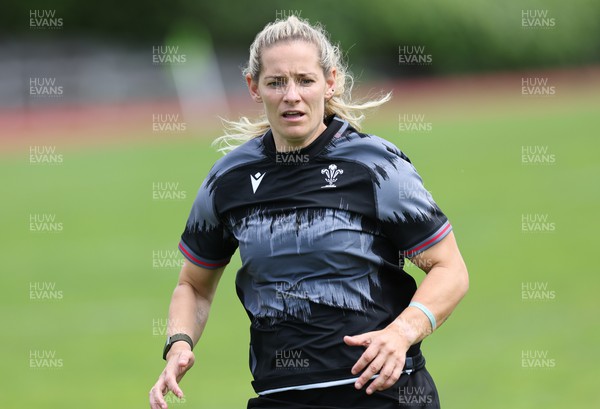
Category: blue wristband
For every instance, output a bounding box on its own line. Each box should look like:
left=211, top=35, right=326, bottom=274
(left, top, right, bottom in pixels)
left=408, top=301, right=437, bottom=331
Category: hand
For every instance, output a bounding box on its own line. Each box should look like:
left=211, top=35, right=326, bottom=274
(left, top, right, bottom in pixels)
left=343, top=324, right=411, bottom=395
left=149, top=345, right=195, bottom=409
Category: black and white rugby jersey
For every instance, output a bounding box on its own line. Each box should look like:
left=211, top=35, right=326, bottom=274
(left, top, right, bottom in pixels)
left=179, top=115, right=451, bottom=394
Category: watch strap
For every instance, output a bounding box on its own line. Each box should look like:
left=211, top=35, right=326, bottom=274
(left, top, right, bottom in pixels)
left=163, top=333, right=193, bottom=360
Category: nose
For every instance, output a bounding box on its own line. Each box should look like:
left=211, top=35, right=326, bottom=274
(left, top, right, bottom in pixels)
left=283, top=82, right=301, bottom=103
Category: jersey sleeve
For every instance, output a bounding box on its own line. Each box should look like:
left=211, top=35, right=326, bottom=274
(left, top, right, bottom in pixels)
left=178, top=175, right=238, bottom=269
left=375, top=150, right=452, bottom=257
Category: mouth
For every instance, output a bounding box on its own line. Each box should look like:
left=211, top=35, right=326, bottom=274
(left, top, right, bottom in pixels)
left=281, top=110, right=306, bottom=121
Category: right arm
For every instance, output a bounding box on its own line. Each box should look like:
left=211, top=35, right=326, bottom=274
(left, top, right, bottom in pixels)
left=149, top=260, right=225, bottom=409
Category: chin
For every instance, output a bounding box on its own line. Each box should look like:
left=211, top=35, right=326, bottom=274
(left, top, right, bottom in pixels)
left=281, top=134, right=309, bottom=145
left=276, top=124, right=309, bottom=139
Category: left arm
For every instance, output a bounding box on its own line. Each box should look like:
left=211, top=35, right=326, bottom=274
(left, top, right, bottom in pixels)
left=343, top=231, right=469, bottom=394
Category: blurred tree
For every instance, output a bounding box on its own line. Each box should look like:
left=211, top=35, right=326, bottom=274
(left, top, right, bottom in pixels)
left=2, top=0, right=599, bottom=75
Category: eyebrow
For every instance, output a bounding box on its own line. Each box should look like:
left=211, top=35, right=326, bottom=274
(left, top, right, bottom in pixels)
left=263, top=73, right=317, bottom=79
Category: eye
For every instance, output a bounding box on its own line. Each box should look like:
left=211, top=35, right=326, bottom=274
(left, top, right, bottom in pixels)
left=267, top=78, right=286, bottom=87
left=298, top=78, right=314, bottom=85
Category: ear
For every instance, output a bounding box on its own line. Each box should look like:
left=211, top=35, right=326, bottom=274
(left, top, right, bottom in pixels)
left=246, top=74, right=262, bottom=103
left=325, top=67, right=337, bottom=99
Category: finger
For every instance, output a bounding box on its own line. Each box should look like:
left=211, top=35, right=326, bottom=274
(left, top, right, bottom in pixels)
left=354, top=349, right=386, bottom=390
left=366, top=359, right=399, bottom=394
left=160, top=366, right=184, bottom=399
left=351, top=342, right=378, bottom=375
left=149, top=384, right=168, bottom=409
left=343, top=334, right=372, bottom=347
left=165, top=374, right=184, bottom=399
left=391, top=365, right=404, bottom=388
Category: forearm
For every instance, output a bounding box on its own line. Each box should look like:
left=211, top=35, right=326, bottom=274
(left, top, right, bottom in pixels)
left=167, top=282, right=212, bottom=345
left=391, top=263, right=469, bottom=346
left=149, top=263, right=223, bottom=408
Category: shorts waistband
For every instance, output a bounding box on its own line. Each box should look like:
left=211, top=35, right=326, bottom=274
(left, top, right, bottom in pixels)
left=403, top=350, right=425, bottom=374
left=256, top=351, right=426, bottom=395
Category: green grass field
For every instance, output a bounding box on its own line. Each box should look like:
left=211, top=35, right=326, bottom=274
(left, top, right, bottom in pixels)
left=2, top=84, right=599, bottom=408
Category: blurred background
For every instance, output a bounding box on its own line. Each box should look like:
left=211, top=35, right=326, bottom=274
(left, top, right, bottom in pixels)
left=1, top=0, right=599, bottom=408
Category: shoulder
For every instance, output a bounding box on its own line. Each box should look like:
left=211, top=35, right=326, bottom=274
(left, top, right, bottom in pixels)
left=328, top=128, right=438, bottom=222
left=187, top=137, right=265, bottom=226
left=327, top=128, right=415, bottom=183
left=205, top=137, right=266, bottom=190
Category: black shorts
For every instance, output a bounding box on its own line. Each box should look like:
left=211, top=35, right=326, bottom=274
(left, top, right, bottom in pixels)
left=247, top=368, right=440, bottom=409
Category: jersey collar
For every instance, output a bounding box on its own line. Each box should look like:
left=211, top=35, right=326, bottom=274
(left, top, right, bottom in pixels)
left=262, top=115, right=345, bottom=162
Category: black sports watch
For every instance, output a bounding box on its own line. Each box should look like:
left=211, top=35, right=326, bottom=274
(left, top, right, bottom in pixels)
left=162, top=333, right=193, bottom=360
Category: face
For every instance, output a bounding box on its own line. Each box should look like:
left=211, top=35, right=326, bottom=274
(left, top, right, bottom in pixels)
left=246, top=41, right=336, bottom=150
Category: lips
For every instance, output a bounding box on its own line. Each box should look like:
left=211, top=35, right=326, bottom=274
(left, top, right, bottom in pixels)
left=281, top=110, right=305, bottom=119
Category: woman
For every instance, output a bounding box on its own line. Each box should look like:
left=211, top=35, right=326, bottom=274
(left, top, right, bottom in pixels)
left=149, top=15, right=468, bottom=409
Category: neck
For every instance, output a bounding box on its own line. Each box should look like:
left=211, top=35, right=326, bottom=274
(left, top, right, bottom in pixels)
left=273, top=122, right=327, bottom=152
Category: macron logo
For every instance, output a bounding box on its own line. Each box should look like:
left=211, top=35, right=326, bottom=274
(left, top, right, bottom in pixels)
left=250, top=172, right=266, bottom=194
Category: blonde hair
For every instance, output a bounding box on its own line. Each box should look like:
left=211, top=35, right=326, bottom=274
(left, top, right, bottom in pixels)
left=213, top=15, right=391, bottom=153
